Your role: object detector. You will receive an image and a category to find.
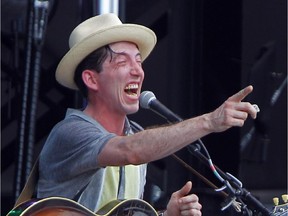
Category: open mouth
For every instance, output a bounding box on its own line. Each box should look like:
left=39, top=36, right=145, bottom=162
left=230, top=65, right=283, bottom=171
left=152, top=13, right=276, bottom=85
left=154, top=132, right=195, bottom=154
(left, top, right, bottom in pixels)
left=124, top=83, right=139, bottom=96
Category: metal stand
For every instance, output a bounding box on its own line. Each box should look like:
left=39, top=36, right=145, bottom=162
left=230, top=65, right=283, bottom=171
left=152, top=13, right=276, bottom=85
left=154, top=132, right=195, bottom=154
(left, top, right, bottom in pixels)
left=14, top=0, right=50, bottom=202
left=188, top=144, right=272, bottom=215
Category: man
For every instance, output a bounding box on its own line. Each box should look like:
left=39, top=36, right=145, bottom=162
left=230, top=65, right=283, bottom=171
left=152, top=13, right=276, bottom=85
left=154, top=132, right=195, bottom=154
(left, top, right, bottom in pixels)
left=37, top=13, right=258, bottom=216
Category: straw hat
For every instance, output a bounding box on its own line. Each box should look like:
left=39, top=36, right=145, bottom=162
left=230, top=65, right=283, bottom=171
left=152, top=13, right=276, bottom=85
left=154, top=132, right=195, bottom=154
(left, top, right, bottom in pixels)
left=55, top=13, right=157, bottom=90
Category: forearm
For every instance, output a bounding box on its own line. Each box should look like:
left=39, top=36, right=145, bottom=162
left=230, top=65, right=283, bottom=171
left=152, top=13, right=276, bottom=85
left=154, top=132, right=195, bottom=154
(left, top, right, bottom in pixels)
left=99, top=113, right=212, bottom=166
left=131, top=114, right=212, bottom=162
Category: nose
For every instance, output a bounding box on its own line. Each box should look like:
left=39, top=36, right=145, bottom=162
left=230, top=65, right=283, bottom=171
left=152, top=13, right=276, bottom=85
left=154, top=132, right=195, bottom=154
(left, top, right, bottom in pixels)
left=130, top=61, right=144, bottom=76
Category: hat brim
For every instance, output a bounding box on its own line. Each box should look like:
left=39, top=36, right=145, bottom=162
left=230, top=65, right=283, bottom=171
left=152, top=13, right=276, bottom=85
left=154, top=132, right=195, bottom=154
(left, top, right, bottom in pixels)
left=55, top=24, right=157, bottom=90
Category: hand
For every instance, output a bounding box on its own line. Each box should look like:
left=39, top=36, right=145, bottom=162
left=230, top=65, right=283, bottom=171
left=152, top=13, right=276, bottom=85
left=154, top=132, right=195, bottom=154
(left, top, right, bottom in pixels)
left=165, top=181, right=202, bottom=216
left=207, top=85, right=258, bottom=133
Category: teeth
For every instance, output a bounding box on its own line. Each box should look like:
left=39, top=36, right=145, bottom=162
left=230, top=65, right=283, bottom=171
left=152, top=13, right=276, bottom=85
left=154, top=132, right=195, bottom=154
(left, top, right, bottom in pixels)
left=125, top=84, right=138, bottom=96
left=125, top=84, right=138, bottom=90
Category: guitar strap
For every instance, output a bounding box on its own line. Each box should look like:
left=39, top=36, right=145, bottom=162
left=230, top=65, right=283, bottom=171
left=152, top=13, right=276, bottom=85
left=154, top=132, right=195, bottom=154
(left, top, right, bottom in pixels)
left=14, top=157, right=39, bottom=207
left=129, top=120, right=144, bottom=133
left=117, top=166, right=125, bottom=199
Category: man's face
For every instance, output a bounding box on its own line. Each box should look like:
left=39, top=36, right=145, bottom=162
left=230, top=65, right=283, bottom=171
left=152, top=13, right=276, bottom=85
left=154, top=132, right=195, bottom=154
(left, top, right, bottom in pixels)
left=95, top=42, right=145, bottom=115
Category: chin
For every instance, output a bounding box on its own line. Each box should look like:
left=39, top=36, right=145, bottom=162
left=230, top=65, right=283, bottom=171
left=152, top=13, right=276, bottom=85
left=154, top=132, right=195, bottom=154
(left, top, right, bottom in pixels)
left=125, top=105, right=139, bottom=115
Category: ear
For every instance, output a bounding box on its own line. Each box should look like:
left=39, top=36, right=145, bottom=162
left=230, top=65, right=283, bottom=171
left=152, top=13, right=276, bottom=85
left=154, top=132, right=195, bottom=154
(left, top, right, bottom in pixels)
left=82, top=70, right=99, bottom=90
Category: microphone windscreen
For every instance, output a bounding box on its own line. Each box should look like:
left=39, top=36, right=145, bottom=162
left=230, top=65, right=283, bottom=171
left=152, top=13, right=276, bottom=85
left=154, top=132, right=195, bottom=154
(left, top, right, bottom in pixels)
left=139, top=91, right=156, bottom=109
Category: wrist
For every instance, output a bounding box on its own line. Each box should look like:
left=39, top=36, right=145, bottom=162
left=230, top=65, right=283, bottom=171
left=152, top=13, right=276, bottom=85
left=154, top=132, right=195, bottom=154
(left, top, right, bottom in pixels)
left=202, top=113, right=214, bottom=133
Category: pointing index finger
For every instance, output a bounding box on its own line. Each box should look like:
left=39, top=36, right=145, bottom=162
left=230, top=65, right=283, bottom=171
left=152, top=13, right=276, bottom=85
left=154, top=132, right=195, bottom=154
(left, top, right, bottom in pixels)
left=228, top=85, right=253, bottom=102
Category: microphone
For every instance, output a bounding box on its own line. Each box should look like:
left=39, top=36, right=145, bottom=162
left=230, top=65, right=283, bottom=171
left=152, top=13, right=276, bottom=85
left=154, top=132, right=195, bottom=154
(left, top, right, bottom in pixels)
left=139, top=91, right=183, bottom=123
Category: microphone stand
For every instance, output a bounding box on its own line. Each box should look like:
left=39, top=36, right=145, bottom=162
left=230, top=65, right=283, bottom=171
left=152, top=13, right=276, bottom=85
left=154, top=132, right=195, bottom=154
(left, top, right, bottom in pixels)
left=187, top=143, right=272, bottom=216
left=148, top=110, right=272, bottom=215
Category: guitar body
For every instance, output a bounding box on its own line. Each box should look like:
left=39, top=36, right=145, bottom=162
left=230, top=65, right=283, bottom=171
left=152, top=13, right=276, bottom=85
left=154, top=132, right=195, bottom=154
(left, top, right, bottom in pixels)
left=7, top=197, right=158, bottom=216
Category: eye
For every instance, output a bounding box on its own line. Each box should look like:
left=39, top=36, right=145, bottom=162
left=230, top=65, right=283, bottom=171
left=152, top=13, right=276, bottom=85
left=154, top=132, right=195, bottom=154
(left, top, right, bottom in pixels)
left=118, top=60, right=127, bottom=65
left=136, top=57, right=142, bottom=66
left=114, top=55, right=128, bottom=65
left=116, top=58, right=127, bottom=66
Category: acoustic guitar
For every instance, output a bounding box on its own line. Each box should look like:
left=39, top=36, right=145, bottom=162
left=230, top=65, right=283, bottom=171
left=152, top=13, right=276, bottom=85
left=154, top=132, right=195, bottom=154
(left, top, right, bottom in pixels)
left=7, top=196, right=288, bottom=216
left=7, top=196, right=158, bottom=216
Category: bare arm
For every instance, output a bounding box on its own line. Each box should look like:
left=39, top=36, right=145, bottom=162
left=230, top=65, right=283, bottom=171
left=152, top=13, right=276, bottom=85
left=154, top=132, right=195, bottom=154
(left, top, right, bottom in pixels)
left=98, top=85, right=258, bottom=166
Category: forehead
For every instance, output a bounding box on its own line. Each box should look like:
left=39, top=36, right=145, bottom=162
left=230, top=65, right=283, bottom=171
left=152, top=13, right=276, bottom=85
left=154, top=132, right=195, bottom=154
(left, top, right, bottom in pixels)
left=109, top=41, right=140, bottom=54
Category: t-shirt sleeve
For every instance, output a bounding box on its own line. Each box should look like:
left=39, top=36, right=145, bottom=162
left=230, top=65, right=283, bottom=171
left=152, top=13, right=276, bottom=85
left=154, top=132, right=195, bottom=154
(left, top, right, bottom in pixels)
left=39, top=116, right=116, bottom=181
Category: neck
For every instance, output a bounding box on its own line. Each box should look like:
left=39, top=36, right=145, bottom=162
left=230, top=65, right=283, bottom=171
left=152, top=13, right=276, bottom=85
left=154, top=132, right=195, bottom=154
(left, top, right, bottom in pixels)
left=83, top=104, right=126, bottom=135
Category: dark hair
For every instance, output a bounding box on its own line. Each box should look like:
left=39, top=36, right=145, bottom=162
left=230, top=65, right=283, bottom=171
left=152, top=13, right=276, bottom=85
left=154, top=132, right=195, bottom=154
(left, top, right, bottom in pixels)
left=74, top=45, right=114, bottom=98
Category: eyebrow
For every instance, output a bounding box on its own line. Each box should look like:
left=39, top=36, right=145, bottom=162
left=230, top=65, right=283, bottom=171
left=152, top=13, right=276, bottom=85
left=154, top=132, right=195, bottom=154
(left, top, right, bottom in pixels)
left=112, top=51, right=142, bottom=60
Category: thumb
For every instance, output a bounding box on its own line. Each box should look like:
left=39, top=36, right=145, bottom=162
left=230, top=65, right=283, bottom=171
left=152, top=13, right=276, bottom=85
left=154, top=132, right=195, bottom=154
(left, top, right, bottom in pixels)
left=228, top=85, right=253, bottom=102
left=177, top=181, right=192, bottom=198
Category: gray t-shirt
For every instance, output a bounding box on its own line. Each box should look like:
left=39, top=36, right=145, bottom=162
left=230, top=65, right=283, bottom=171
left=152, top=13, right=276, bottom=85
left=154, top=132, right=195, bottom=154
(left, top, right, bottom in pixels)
left=37, top=108, right=147, bottom=212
